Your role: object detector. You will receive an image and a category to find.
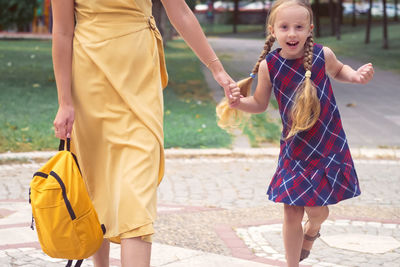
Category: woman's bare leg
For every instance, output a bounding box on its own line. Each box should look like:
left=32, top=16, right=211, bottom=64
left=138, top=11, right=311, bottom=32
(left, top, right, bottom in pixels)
left=121, top=237, right=151, bottom=267
left=92, top=239, right=110, bottom=267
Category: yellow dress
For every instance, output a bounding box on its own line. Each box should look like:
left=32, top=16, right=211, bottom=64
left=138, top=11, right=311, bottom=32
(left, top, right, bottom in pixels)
left=71, top=0, right=168, bottom=243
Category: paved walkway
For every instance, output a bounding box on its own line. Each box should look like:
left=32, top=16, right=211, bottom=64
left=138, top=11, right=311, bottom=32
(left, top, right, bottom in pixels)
left=1, top=152, right=400, bottom=266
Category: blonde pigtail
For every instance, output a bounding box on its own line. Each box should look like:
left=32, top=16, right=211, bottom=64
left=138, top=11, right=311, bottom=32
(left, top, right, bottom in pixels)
left=286, top=33, right=320, bottom=139
left=216, top=35, right=276, bottom=130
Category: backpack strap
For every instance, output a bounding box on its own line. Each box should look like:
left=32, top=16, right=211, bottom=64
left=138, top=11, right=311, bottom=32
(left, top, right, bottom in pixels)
left=65, top=260, right=83, bottom=267
left=59, top=138, right=71, bottom=152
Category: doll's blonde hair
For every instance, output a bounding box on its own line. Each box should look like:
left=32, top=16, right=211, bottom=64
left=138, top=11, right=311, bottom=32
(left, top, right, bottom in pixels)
left=216, top=0, right=320, bottom=139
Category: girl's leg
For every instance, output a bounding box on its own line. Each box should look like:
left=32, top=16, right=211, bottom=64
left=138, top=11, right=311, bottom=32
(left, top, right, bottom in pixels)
left=121, top=237, right=151, bottom=267
left=302, top=206, right=329, bottom=254
left=92, top=239, right=110, bottom=267
left=283, top=204, right=305, bottom=267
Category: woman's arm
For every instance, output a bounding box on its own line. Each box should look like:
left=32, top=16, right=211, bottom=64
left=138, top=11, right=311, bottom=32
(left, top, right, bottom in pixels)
left=235, top=60, right=272, bottom=113
left=51, top=0, right=75, bottom=139
left=161, top=0, right=237, bottom=98
left=323, top=46, right=374, bottom=84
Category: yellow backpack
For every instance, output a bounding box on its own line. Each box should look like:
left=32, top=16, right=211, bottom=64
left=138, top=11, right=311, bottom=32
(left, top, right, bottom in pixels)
left=30, top=139, right=105, bottom=267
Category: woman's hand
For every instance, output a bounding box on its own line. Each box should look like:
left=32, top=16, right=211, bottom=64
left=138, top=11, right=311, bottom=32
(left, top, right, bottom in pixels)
left=353, top=63, right=374, bottom=84
left=53, top=104, right=74, bottom=139
left=209, top=61, right=240, bottom=106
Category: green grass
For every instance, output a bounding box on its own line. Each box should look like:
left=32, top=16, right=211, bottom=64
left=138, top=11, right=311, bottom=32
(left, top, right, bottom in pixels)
left=243, top=113, right=281, bottom=147
left=163, top=40, right=232, bottom=148
left=202, top=24, right=264, bottom=36
left=0, top=40, right=57, bottom=152
left=0, top=39, right=231, bottom=152
left=316, top=23, right=400, bottom=74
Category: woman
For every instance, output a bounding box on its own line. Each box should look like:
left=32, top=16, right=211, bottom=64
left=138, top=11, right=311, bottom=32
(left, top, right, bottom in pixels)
left=51, top=0, right=239, bottom=266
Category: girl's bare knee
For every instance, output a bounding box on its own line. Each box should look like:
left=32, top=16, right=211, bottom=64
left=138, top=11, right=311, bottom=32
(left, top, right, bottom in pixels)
left=283, top=204, right=304, bottom=223
left=305, top=206, right=329, bottom=221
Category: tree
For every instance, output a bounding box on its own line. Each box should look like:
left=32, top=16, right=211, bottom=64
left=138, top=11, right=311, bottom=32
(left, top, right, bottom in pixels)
left=382, top=0, right=388, bottom=49
left=336, top=0, right=343, bottom=40
left=365, top=0, right=373, bottom=44
left=352, top=0, right=356, bottom=26
left=329, top=0, right=336, bottom=36
left=233, top=0, right=239, bottom=33
left=0, top=0, right=37, bottom=31
left=314, top=0, right=321, bottom=37
left=152, top=0, right=174, bottom=45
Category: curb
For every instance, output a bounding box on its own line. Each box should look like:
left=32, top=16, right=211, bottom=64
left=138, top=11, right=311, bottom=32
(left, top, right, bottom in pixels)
left=0, top=32, right=52, bottom=40
left=0, top=147, right=399, bottom=161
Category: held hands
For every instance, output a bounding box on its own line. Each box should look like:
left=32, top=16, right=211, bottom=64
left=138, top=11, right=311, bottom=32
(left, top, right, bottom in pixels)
left=209, top=64, right=241, bottom=108
left=53, top=104, right=75, bottom=139
left=227, top=83, right=241, bottom=108
left=353, top=63, right=374, bottom=84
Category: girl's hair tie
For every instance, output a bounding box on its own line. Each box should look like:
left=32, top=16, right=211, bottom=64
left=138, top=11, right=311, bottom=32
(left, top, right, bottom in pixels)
left=250, top=73, right=256, bottom=78
left=305, top=70, right=312, bottom=78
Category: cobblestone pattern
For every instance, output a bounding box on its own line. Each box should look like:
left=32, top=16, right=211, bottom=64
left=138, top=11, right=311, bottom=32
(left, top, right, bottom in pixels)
left=1, top=157, right=400, bottom=266
left=236, top=220, right=400, bottom=267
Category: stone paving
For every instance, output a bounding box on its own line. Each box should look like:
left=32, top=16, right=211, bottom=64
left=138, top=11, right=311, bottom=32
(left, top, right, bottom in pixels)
left=1, top=154, right=400, bottom=266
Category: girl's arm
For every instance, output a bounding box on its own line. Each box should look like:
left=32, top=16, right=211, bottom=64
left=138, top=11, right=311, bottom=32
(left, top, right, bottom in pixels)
left=234, top=60, right=273, bottom=113
left=161, top=0, right=237, bottom=99
left=323, top=46, right=374, bottom=84
left=51, top=0, right=75, bottom=139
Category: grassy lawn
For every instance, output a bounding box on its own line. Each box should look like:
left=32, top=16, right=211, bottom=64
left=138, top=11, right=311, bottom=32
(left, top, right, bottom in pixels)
left=163, top=40, right=231, bottom=148
left=316, top=22, right=400, bottom=74
left=0, top=40, right=56, bottom=152
left=0, top=39, right=231, bottom=152
left=202, top=24, right=264, bottom=36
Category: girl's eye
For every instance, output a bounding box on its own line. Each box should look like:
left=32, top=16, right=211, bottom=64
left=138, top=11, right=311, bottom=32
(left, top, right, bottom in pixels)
left=280, top=25, right=287, bottom=29
left=296, top=25, right=303, bottom=29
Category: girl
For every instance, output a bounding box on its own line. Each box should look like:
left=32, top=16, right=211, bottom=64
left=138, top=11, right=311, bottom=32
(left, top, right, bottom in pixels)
left=51, top=0, right=238, bottom=266
left=219, top=0, right=374, bottom=266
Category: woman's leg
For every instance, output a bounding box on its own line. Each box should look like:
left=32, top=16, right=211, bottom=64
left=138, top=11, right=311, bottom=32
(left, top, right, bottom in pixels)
left=302, top=206, right=329, bottom=255
left=283, top=204, right=305, bottom=267
left=92, top=239, right=110, bottom=267
left=121, top=237, right=151, bottom=267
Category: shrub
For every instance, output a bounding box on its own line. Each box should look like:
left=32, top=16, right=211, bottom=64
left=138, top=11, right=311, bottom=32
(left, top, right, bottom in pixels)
left=0, top=0, right=38, bottom=31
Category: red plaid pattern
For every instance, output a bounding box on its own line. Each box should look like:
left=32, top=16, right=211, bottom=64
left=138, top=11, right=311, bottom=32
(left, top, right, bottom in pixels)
left=266, top=44, right=360, bottom=206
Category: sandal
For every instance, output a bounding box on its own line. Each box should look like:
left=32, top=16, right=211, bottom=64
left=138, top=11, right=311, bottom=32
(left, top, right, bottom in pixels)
left=299, top=220, right=321, bottom=262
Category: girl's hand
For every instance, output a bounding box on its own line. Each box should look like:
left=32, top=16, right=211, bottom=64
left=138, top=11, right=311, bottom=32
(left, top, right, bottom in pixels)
left=228, top=83, right=241, bottom=108
left=53, top=104, right=74, bottom=139
left=353, top=63, right=374, bottom=84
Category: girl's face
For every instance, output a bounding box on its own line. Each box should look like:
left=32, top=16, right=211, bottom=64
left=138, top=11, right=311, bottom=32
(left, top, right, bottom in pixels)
left=269, top=4, right=314, bottom=59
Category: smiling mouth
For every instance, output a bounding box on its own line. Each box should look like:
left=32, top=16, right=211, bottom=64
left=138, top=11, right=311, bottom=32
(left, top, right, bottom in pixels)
left=287, top=41, right=299, bottom=47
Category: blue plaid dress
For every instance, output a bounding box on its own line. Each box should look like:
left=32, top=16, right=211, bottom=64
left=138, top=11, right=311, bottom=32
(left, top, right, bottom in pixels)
left=266, top=44, right=361, bottom=206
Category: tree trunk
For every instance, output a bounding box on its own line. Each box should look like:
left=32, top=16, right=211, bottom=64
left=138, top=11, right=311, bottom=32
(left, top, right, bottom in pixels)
left=262, top=0, right=268, bottom=37
left=395, top=0, right=399, bottom=21
left=336, top=0, right=342, bottom=40
left=315, top=0, right=321, bottom=37
left=152, top=0, right=173, bottom=45
left=365, top=0, right=372, bottom=44
left=233, top=0, right=239, bottom=34
left=382, top=0, right=389, bottom=49
left=329, top=0, right=336, bottom=36
left=152, top=0, right=163, bottom=35
left=352, top=0, right=356, bottom=26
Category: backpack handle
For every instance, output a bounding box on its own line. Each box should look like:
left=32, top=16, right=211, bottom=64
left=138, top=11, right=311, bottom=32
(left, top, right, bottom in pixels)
left=66, top=259, right=83, bottom=267
left=59, top=138, right=71, bottom=152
